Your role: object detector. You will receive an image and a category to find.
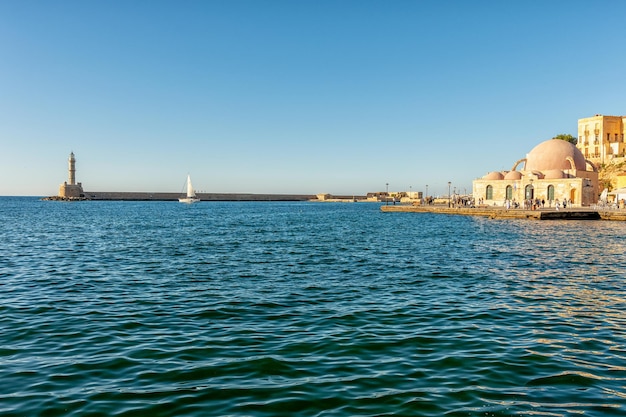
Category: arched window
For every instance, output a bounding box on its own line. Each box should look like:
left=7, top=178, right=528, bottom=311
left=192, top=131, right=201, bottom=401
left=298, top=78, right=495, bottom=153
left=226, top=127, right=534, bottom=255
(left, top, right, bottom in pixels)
left=505, top=185, right=513, bottom=200
left=547, top=185, right=555, bottom=201
left=525, top=184, right=534, bottom=200
left=486, top=185, right=493, bottom=200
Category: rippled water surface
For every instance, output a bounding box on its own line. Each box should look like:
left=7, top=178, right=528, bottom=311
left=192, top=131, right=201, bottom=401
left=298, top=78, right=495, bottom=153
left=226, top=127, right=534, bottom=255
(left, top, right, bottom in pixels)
left=2, top=197, right=626, bottom=416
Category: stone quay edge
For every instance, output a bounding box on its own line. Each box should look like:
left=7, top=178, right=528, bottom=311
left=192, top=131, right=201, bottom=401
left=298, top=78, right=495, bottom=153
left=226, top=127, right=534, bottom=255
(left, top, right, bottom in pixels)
left=380, top=204, right=626, bottom=221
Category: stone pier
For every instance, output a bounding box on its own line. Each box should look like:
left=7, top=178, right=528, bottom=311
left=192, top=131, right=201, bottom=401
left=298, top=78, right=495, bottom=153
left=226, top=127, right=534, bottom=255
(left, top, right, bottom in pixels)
left=380, top=204, right=626, bottom=221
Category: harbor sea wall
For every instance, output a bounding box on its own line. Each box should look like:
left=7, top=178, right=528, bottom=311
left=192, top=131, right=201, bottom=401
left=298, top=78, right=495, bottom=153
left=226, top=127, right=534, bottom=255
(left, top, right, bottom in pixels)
left=85, top=192, right=316, bottom=201
left=380, top=204, right=626, bottom=221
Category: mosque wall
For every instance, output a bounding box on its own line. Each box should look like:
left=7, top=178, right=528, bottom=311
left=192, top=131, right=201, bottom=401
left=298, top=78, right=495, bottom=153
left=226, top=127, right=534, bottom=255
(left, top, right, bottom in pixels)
left=473, top=177, right=596, bottom=207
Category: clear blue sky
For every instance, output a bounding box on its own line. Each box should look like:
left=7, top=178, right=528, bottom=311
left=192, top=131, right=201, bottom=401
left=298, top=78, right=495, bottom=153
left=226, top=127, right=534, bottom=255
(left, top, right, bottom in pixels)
left=1, top=0, right=625, bottom=197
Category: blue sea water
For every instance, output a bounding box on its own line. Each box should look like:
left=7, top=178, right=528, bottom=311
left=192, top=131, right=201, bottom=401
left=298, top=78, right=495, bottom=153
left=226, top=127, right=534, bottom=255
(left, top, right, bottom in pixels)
left=1, top=197, right=626, bottom=416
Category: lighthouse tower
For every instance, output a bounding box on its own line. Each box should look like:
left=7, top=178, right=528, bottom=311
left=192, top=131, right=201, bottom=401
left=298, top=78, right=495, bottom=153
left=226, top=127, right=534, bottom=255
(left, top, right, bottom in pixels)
left=58, top=152, right=84, bottom=198
left=68, top=152, right=76, bottom=185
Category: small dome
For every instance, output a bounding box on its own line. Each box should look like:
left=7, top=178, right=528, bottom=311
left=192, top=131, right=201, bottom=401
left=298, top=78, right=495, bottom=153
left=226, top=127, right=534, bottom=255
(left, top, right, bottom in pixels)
left=526, top=139, right=587, bottom=171
left=483, top=171, right=504, bottom=180
left=504, top=171, right=522, bottom=180
left=544, top=169, right=564, bottom=179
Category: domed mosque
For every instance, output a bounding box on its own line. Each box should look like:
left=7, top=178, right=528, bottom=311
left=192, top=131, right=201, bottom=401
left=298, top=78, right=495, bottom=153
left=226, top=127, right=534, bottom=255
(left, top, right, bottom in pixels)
left=472, top=139, right=599, bottom=207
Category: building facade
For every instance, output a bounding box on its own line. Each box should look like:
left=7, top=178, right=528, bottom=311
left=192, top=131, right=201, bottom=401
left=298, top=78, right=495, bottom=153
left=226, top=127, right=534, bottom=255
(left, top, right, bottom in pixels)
left=577, top=114, right=626, bottom=164
left=473, top=139, right=599, bottom=207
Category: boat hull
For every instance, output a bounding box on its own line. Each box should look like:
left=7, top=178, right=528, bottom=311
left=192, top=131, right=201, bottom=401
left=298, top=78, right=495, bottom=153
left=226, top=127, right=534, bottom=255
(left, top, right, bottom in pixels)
left=178, top=197, right=200, bottom=204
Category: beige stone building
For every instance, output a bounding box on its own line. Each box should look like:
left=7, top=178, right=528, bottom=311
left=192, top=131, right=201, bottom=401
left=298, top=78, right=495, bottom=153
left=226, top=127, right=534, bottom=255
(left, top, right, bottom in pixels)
left=58, top=152, right=84, bottom=198
left=577, top=114, right=626, bottom=164
left=473, top=139, right=599, bottom=207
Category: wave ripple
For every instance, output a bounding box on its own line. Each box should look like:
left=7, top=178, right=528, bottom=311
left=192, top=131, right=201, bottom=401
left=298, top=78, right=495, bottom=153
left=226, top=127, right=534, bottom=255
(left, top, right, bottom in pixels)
left=1, top=199, right=626, bottom=416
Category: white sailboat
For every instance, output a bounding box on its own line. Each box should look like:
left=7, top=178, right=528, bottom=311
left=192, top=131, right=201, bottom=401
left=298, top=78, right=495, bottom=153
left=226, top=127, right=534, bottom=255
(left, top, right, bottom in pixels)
left=179, top=175, right=200, bottom=203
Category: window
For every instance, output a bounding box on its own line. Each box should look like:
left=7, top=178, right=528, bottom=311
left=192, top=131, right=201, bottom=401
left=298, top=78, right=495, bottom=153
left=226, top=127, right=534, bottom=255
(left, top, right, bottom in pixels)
left=547, top=185, right=555, bottom=201
left=525, top=184, right=534, bottom=200
left=506, top=185, right=513, bottom=200
left=486, top=185, right=493, bottom=200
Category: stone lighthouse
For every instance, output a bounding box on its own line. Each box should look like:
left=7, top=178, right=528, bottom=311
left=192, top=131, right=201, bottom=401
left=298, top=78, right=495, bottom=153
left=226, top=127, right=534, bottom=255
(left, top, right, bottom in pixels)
left=58, top=152, right=84, bottom=198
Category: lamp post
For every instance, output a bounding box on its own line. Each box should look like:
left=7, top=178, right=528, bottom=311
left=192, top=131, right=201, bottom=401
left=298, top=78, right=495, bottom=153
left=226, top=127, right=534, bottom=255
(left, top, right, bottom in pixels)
left=409, top=185, right=412, bottom=201
left=386, top=182, right=389, bottom=205
left=426, top=184, right=428, bottom=204
left=448, top=181, right=451, bottom=207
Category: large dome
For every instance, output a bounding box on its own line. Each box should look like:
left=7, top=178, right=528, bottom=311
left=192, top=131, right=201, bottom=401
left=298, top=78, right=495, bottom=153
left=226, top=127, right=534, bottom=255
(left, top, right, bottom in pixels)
left=525, top=139, right=587, bottom=171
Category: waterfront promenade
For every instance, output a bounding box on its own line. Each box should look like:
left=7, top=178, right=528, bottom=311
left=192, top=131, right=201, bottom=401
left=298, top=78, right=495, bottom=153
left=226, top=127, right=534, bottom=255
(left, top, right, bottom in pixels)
left=380, top=204, right=626, bottom=221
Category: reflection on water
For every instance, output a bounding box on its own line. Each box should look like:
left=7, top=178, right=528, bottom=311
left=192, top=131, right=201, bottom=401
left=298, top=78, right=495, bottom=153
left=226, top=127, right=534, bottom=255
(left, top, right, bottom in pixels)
left=1, top=199, right=626, bottom=416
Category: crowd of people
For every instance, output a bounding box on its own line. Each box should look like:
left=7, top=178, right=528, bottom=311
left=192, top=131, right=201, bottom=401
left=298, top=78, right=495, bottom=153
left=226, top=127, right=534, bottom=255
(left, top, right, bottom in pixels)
left=422, top=195, right=474, bottom=207
left=419, top=195, right=626, bottom=210
left=501, top=198, right=572, bottom=210
left=419, top=196, right=584, bottom=210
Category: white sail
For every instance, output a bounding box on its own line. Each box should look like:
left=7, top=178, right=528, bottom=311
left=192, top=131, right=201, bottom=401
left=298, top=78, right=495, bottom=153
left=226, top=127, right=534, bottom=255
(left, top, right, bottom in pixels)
left=186, top=175, right=196, bottom=198
left=179, top=174, right=200, bottom=203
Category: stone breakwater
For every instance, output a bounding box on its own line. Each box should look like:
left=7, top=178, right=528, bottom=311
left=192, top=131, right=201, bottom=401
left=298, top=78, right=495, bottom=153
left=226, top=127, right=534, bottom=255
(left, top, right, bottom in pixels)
left=380, top=204, right=626, bottom=221
left=45, top=192, right=317, bottom=201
